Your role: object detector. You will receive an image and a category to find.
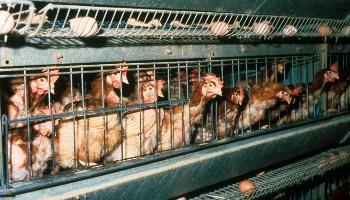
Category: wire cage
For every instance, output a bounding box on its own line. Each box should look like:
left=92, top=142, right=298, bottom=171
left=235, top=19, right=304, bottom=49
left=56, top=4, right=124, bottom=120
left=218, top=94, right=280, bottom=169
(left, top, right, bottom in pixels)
left=1, top=1, right=350, bottom=199
left=190, top=145, right=350, bottom=200
left=1, top=1, right=350, bottom=39
left=0, top=0, right=35, bottom=35
left=0, top=52, right=349, bottom=190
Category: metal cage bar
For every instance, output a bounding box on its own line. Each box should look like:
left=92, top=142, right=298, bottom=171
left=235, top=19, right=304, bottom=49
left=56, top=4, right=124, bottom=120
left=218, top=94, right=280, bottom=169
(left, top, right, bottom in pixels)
left=1, top=2, right=349, bottom=39
left=0, top=54, right=349, bottom=190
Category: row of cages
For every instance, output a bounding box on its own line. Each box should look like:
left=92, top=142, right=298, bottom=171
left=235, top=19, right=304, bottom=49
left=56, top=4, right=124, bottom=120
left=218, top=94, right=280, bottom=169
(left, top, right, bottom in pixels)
left=189, top=146, right=350, bottom=200
left=0, top=53, right=349, bottom=190
left=1, top=0, right=350, bottom=39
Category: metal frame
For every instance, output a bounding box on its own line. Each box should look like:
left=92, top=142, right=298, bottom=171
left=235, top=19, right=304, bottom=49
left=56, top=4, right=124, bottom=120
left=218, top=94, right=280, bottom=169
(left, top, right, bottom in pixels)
left=29, top=0, right=350, bottom=21
left=0, top=0, right=35, bottom=35
left=191, top=145, right=350, bottom=200
left=0, top=1, right=349, bottom=198
left=1, top=113, right=350, bottom=199
left=0, top=1, right=350, bottom=40
left=0, top=52, right=349, bottom=192
left=0, top=43, right=319, bottom=67
left=18, top=3, right=350, bottom=39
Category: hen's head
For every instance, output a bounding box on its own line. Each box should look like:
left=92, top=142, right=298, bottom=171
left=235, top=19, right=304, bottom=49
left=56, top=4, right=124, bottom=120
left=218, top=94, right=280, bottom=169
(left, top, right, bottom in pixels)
left=142, top=79, right=165, bottom=103
left=106, top=62, right=129, bottom=89
left=330, top=61, right=339, bottom=73
left=323, top=70, right=339, bottom=83
left=276, top=89, right=292, bottom=105
left=229, top=86, right=245, bottom=106
left=29, top=68, right=59, bottom=96
left=201, top=74, right=223, bottom=98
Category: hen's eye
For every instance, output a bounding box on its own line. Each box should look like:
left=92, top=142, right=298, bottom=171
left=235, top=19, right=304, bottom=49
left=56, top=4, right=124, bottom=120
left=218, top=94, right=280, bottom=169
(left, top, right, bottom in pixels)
left=40, top=78, right=45, bottom=82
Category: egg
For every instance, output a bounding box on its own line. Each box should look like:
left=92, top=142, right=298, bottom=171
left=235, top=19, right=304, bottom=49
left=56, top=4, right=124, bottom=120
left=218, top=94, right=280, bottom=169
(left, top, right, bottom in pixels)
left=210, top=22, right=231, bottom=36
left=282, top=25, right=298, bottom=36
left=69, top=17, right=98, bottom=37
left=341, top=26, right=350, bottom=36
left=0, top=10, right=15, bottom=35
left=317, top=24, right=332, bottom=37
left=253, top=20, right=273, bottom=36
left=238, top=180, right=255, bottom=196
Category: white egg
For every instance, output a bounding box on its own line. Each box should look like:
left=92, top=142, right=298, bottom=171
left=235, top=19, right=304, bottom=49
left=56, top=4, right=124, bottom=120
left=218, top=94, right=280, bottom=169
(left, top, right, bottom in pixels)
left=282, top=25, right=298, bottom=36
left=69, top=17, right=98, bottom=37
left=210, top=22, right=231, bottom=36
left=317, top=24, right=332, bottom=37
left=341, top=26, right=350, bottom=36
left=0, top=10, right=15, bottom=35
left=253, top=21, right=273, bottom=35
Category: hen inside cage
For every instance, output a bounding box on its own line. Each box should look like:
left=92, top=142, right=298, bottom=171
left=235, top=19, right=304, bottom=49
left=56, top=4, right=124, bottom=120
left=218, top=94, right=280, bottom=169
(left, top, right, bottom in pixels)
left=0, top=54, right=349, bottom=187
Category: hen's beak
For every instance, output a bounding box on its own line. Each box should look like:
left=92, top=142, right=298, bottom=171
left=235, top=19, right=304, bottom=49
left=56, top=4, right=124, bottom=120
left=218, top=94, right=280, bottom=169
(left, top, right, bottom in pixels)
left=215, top=88, right=222, bottom=96
left=157, top=90, right=164, bottom=98
left=334, top=74, right=340, bottom=79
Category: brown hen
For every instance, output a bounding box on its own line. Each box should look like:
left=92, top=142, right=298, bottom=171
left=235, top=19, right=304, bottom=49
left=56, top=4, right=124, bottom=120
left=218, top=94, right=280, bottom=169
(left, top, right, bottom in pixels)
left=55, top=64, right=128, bottom=168
left=158, top=74, right=223, bottom=151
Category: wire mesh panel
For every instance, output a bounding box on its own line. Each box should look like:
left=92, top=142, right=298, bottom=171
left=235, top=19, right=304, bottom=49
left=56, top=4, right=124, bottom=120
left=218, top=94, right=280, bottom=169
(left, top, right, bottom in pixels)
left=190, top=145, right=350, bottom=200
left=0, top=0, right=35, bottom=36
left=3, top=2, right=350, bottom=39
left=0, top=54, right=349, bottom=190
left=327, top=53, right=350, bottom=113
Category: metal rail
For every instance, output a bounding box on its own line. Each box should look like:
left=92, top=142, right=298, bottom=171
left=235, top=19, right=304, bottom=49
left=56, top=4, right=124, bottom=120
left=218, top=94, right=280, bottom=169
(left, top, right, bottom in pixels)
left=0, top=53, right=348, bottom=195
left=191, top=145, right=350, bottom=200
left=1, top=1, right=350, bottom=39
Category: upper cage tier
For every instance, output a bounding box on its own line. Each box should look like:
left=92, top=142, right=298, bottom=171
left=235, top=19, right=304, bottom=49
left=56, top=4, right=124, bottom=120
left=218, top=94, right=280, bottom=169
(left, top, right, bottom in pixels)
left=1, top=0, right=350, bottom=40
